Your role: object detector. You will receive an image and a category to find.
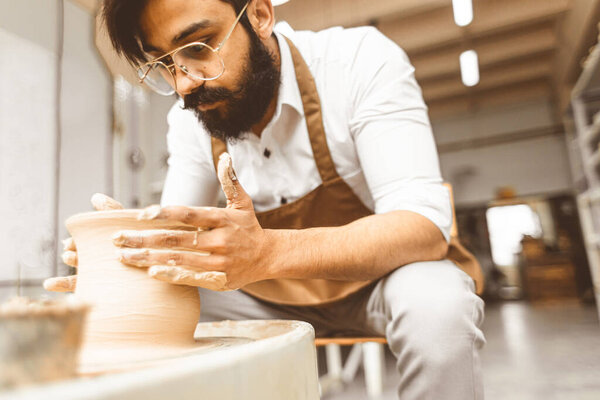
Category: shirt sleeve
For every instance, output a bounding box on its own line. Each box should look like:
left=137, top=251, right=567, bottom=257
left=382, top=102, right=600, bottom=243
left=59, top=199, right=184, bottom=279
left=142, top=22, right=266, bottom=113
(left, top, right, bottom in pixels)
left=347, top=28, right=452, bottom=242
left=160, top=103, right=220, bottom=207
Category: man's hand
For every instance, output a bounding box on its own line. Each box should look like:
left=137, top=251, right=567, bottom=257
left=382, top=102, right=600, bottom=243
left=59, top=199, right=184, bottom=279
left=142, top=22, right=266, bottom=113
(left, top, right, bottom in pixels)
left=114, top=153, right=273, bottom=290
left=43, top=194, right=123, bottom=292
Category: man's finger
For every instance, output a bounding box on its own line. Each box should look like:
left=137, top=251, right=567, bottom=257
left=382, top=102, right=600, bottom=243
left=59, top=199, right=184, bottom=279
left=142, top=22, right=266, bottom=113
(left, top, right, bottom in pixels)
left=62, top=250, right=78, bottom=267
left=43, top=275, right=77, bottom=292
left=148, top=265, right=229, bottom=291
left=91, top=193, right=123, bottom=211
left=63, top=237, right=76, bottom=251
left=113, top=229, right=211, bottom=250
left=217, top=152, right=253, bottom=210
left=118, top=248, right=223, bottom=270
left=137, top=205, right=223, bottom=229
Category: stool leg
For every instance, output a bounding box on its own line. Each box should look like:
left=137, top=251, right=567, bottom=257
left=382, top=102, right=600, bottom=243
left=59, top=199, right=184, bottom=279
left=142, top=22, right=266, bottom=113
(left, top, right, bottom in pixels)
left=362, top=342, right=384, bottom=398
left=322, top=343, right=343, bottom=393
left=326, top=344, right=343, bottom=378
left=341, top=344, right=363, bottom=383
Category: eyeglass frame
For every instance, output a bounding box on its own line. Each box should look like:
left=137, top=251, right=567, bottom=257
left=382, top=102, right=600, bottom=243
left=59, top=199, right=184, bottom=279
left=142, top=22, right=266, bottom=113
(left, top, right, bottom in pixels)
left=137, top=1, right=250, bottom=95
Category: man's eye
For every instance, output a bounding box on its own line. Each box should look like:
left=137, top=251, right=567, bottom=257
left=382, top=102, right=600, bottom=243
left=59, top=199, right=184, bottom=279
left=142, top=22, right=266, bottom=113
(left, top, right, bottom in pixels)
left=200, top=36, right=214, bottom=46
left=149, top=54, right=172, bottom=65
left=189, top=44, right=207, bottom=53
left=181, top=44, right=210, bottom=59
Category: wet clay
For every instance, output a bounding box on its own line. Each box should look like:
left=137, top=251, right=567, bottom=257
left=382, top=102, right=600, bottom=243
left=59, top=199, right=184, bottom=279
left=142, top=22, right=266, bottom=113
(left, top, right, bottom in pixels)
left=67, top=210, right=201, bottom=374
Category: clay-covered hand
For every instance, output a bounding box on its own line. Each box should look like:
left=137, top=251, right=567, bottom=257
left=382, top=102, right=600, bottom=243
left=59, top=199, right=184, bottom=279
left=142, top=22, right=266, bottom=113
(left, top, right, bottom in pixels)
left=115, top=153, right=273, bottom=291
left=43, top=194, right=123, bottom=292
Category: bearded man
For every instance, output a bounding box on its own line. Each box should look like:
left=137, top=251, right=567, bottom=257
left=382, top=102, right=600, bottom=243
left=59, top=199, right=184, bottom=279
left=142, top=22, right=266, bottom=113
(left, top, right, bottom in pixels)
left=48, top=1, right=486, bottom=398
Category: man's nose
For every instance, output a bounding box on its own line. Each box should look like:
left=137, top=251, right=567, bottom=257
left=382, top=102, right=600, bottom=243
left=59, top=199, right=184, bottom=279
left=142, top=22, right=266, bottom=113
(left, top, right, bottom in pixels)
left=174, top=67, right=205, bottom=96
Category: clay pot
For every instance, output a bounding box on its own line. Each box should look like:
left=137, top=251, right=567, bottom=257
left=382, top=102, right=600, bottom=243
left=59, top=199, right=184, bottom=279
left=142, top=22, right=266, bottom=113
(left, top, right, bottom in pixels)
left=0, top=296, right=88, bottom=388
left=67, top=210, right=201, bottom=374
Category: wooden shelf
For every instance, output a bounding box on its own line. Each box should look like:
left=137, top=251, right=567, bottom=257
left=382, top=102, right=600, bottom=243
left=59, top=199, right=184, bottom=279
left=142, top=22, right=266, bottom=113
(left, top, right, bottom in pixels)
left=586, top=187, right=600, bottom=203
left=594, top=110, right=600, bottom=126
left=569, top=39, right=600, bottom=321
left=583, top=120, right=600, bottom=147
left=586, top=148, right=600, bottom=171
left=573, top=44, right=600, bottom=100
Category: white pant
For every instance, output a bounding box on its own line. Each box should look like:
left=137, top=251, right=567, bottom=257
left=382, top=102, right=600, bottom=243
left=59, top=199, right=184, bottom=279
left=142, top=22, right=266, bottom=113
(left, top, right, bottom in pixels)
left=199, top=260, right=486, bottom=399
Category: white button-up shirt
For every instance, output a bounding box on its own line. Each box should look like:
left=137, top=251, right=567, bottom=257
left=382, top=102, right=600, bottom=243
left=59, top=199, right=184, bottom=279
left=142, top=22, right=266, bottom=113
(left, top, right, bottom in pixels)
left=161, top=26, right=452, bottom=241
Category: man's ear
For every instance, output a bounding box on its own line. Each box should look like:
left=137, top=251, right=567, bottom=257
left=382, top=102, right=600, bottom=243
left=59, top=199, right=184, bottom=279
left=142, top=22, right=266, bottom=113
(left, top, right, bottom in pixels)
left=247, top=0, right=275, bottom=40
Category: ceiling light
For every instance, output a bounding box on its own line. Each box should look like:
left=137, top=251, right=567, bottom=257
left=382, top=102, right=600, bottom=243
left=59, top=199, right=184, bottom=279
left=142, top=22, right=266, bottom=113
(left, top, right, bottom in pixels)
left=272, top=0, right=290, bottom=5
left=452, top=0, right=473, bottom=27
left=460, top=50, right=479, bottom=87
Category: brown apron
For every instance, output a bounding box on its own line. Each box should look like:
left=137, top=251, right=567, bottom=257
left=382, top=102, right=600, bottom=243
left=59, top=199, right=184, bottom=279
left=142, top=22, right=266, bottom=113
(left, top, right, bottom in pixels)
left=211, top=37, right=483, bottom=306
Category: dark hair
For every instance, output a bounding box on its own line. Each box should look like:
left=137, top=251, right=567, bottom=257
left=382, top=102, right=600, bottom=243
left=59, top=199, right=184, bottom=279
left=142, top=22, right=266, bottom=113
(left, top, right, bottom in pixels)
left=101, top=0, right=253, bottom=65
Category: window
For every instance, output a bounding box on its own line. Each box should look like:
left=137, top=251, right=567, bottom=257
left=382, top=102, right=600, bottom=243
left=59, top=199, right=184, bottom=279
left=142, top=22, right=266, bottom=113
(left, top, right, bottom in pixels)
left=486, top=204, right=542, bottom=267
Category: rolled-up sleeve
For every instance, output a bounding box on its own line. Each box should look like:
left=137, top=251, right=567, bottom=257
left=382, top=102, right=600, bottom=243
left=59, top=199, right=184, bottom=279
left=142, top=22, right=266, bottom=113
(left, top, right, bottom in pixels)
left=348, top=29, right=452, bottom=242
left=160, top=103, right=220, bottom=207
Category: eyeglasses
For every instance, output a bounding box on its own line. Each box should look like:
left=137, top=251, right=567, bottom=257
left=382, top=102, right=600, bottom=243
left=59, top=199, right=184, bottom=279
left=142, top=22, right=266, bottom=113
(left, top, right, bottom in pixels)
left=137, top=1, right=249, bottom=96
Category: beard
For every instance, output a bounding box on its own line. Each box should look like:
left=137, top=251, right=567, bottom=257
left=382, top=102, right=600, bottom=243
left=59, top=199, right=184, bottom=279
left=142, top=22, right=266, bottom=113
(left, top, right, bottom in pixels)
left=182, top=30, right=280, bottom=142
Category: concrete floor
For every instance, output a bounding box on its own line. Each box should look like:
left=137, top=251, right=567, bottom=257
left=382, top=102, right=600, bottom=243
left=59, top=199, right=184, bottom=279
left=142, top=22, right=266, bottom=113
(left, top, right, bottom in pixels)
left=323, top=301, right=600, bottom=400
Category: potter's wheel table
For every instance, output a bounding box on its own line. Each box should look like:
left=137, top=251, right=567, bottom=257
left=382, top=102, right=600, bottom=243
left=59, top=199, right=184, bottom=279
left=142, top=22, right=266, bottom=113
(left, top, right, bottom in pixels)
left=0, top=320, right=320, bottom=400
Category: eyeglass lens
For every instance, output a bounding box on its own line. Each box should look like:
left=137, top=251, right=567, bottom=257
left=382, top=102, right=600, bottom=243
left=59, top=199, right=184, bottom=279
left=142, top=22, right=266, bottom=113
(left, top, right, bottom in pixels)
left=139, top=43, right=225, bottom=94
left=137, top=63, right=176, bottom=95
left=174, top=44, right=224, bottom=79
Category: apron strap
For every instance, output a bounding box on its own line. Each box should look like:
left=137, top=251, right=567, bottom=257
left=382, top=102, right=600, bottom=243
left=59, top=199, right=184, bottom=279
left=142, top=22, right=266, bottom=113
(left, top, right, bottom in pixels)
left=283, top=36, right=338, bottom=183
left=210, top=36, right=340, bottom=183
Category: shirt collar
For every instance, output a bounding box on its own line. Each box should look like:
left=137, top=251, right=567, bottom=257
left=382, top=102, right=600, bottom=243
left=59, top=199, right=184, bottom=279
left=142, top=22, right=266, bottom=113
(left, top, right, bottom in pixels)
left=273, top=30, right=304, bottom=118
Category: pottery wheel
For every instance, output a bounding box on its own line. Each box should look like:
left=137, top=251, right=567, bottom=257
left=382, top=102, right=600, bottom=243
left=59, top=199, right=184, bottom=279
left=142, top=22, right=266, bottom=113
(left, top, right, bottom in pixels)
left=0, top=320, right=320, bottom=400
left=79, top=335, right=255, bottom=375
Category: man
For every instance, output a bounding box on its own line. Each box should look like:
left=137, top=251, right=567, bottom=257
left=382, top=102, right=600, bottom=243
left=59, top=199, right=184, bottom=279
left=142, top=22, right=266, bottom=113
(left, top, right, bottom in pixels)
left=47, top=0, right=486, bottom=398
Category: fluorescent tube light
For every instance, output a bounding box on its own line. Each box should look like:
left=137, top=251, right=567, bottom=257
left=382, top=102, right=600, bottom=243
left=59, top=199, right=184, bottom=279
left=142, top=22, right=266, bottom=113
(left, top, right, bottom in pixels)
left=460, top=50, right=479, bottom=87
left=452, top=0, right=473, bottom=27
left=272, top=0, right=290, bottom=5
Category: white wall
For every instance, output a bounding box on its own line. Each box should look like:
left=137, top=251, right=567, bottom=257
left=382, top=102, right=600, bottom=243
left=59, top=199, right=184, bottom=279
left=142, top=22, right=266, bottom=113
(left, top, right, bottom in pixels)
left=433, top=100, right=556, bottom=145
left=58, top=0, right=112, bottom=274
left=0, top=0, right=112, bottom=300
left=139, top=92, right=174, bottom=205
left=432, top=100, right=574, bottom=206
left=0, top=1, right=60, bottom=298
left=111, top=81, right=174, bottom=209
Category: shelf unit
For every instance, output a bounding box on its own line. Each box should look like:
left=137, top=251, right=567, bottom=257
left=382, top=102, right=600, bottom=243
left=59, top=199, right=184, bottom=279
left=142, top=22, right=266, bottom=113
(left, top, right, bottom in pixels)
left=570, top=42, right=600, bottom=316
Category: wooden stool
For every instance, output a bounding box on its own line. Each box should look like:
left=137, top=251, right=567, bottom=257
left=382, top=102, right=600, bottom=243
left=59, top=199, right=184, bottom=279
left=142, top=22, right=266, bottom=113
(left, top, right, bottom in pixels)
left=316, top=337, right=387, bottom=398
left=314, top=183, right=459, bottom=398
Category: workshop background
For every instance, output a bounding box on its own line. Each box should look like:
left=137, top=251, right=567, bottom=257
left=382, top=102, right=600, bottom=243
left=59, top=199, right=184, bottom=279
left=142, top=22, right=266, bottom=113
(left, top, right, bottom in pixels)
left=1, top=0, right=600, bottom=399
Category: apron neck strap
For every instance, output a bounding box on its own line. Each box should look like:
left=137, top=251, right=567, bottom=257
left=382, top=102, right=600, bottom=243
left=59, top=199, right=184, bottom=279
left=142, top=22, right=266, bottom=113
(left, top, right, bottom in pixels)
left=283, top=36, right=338, bottom=183
left=211, top=36, right=339, bottom=183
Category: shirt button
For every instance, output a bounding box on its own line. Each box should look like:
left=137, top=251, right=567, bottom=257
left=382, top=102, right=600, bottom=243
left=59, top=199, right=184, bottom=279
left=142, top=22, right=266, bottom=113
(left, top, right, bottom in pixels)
left=263, top=148, right=271, bottom=158
left=281, top=197, right=288, bottom=205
